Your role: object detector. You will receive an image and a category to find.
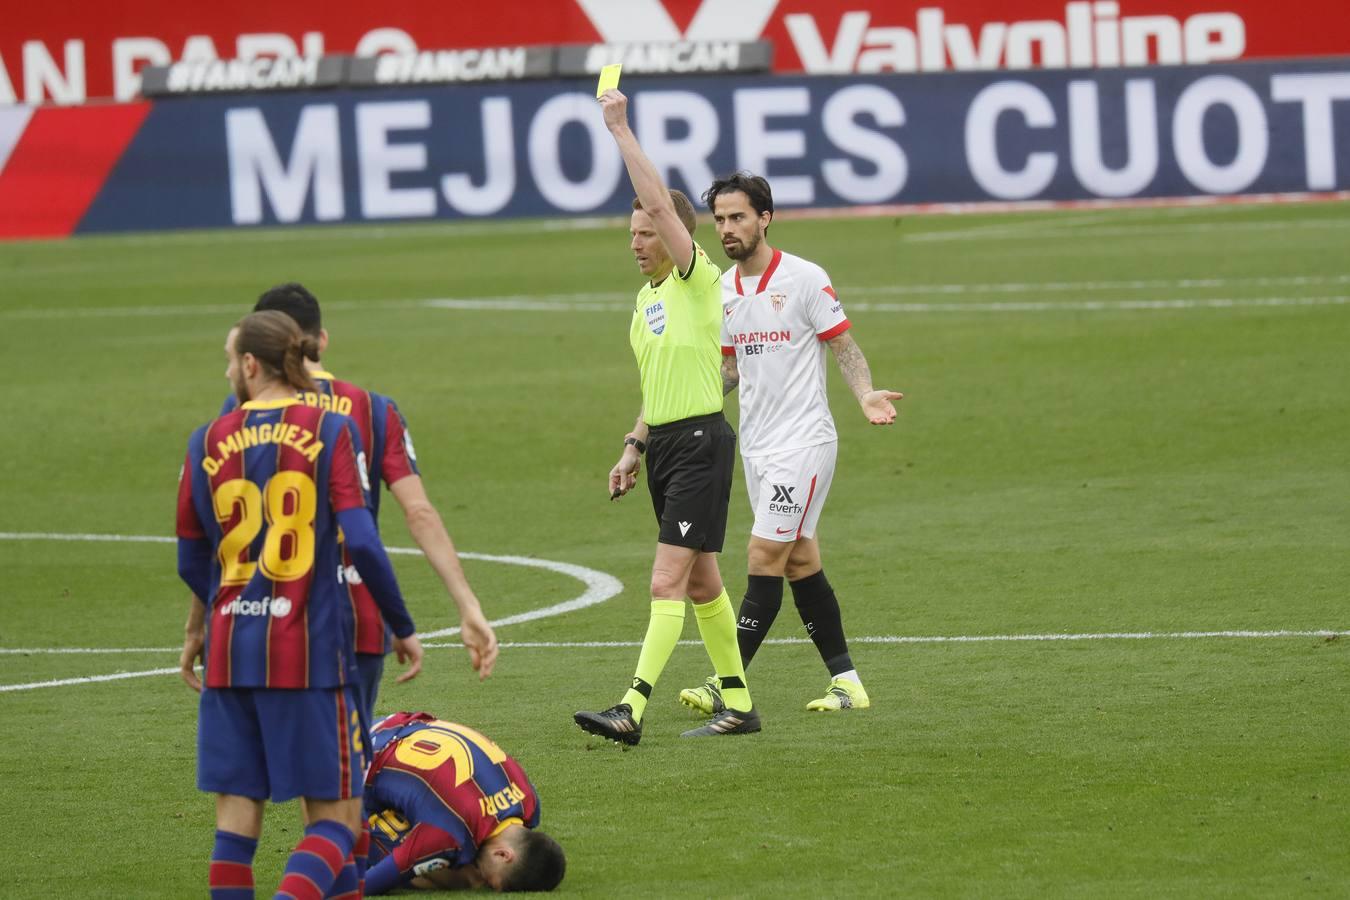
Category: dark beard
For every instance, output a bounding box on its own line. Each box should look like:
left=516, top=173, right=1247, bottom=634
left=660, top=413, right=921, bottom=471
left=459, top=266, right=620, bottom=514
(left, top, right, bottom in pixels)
left=232, top=373, right=250, bottom=405
left=725, top=229, right=762, bottom=261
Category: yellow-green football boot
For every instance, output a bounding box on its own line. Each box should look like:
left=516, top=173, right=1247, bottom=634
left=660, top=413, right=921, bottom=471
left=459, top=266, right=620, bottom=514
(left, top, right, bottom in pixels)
left=806, top=677, right=870, bottom=711
left=677, top=675, right=724, bottom=715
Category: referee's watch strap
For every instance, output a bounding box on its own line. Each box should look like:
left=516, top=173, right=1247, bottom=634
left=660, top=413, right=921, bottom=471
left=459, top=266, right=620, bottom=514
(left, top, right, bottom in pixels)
left=624, top=435, right=646, bottom=454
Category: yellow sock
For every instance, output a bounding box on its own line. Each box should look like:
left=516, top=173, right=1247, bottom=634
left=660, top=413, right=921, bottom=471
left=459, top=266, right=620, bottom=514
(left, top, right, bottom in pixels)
left=694, top=590, right=752, bottom=711
left=620, top=599, right=686, bottom=721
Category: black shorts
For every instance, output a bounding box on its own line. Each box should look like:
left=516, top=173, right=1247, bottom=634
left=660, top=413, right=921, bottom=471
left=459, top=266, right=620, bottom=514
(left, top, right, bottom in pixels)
left=645, top=411, right=736, bottom=552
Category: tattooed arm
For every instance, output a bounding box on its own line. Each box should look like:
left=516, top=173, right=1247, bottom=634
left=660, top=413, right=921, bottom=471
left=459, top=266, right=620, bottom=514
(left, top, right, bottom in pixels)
left=826, top=332, right=903, bottom=425
left=722, top=353, right=740, bottom=396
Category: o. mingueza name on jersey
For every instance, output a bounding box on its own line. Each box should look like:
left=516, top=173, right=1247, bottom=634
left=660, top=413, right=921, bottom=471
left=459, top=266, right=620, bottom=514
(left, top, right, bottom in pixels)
left=201, top=421, right=324, bottom=476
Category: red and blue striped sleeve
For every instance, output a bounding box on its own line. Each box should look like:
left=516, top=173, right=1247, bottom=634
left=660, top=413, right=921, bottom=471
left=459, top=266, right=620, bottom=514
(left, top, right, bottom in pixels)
left=378, top=398, right=420, bottom=486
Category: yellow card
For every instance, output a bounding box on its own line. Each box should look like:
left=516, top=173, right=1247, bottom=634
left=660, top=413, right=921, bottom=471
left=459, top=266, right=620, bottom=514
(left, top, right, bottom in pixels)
left=596, top=64, right=622, bottom=98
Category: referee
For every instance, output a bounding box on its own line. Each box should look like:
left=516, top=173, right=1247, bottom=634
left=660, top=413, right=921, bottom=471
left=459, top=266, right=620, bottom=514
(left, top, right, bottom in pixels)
left=573, top=89, right=759, bottom=744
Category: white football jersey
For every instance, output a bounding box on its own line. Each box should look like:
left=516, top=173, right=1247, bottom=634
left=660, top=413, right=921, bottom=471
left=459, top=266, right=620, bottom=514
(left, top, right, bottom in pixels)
left=721, top=248, right=850, bottom=458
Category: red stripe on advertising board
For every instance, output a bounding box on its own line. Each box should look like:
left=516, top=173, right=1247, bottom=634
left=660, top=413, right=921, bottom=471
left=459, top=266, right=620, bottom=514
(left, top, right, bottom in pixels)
left=0, top=102, right=150, bottom=239
left=2, top=1, right=1348, bottom=101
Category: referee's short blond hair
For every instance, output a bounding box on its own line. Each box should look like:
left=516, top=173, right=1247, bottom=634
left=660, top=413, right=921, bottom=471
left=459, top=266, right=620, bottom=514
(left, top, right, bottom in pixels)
left=632, top=190, right=697, bottom=236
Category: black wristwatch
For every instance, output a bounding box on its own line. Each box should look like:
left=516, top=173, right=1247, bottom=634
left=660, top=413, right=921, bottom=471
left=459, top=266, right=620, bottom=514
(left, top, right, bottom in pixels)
left=624, top=436, right=647, bottom=454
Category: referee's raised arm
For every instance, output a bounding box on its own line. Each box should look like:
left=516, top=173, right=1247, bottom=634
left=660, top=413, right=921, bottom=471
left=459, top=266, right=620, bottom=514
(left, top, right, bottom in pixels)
left=599, top=89, right=695, bottom=277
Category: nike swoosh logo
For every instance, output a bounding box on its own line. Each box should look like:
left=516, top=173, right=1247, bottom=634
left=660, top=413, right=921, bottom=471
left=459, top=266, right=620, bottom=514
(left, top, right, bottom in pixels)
left=775, top=527, right=795, bottom=535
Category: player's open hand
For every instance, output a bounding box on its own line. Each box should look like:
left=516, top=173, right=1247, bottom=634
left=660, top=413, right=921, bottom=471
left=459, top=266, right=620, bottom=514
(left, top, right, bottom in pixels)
left=392, top=633, right=424, bottom=683
left=609, top=450, right=640, bottom=499
left=861, top=389, right=903, bottom=424
left=460, top=611, right=499, bottom=681
left=179, top=628, right=204, bottom=693
left=598, top=88, right=629, bottom=131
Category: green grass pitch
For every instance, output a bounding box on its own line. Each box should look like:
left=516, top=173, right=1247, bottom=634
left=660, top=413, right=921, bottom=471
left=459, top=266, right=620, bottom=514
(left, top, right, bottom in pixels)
left=1, top=200, right=1347, bottom=897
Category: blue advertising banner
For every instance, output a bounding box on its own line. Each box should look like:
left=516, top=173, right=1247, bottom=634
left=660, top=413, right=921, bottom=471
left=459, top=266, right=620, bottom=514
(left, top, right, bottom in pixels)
left=75, top=57, right=1350, bottom=233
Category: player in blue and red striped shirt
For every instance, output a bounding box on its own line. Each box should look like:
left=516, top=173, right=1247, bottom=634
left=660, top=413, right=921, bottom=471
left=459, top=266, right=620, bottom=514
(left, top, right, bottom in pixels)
left=177, top=310, right=424, bottom=900
left=361, top=712, right=565, bottom=894
left=226, top=283, right=499, bottom=722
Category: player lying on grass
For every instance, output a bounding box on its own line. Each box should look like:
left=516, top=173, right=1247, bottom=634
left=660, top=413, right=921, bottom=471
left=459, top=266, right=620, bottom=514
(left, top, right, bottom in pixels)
left=362, top=712, right=565, bottom=893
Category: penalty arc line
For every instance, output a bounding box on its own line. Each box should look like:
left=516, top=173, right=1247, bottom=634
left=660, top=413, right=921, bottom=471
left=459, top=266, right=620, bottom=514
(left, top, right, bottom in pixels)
left=0, top=530, right=623, bottom=644
left=2, top=630, right=1345, bottom=693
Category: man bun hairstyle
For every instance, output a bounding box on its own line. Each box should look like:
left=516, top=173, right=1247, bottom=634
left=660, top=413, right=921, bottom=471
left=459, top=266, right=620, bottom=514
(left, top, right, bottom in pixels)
left=255, top=282, right=322, bottom=338
left=234, top=310, right=319, bottom=394
left=702, top=171, right=774, bottom=225
left=632, top=189, right=698, bottom=236
left=499, top=829, right=566, bottom=893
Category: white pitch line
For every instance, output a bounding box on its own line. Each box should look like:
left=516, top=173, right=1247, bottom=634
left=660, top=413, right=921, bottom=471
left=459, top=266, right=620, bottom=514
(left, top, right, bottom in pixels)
left=427, top=295, right=1350, bottom=314
left=4, top=630, right=1342, bottom=692
left=850, top=274, right=1350, bottom=296
left=427, top=630, right=1350, bottom=649
left=0, top=668, right=181, bottom=693
left=7, top=275, right=1350, bottom=320
left=3, top=629, right=1342, bottom=658
left=0, top=532, right=623, bottom=644
left=847, top=295, right=1350, bottom=313
left=905, top=217, right=1350, bottom=242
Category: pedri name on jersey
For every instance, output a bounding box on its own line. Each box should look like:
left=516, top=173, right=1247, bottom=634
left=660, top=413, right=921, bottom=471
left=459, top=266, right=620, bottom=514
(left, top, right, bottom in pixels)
left=201, top=422, right=324, bottom=475
left=730, top=329, right=791, bottom=356
left=480, top=781, right=528, bottom=818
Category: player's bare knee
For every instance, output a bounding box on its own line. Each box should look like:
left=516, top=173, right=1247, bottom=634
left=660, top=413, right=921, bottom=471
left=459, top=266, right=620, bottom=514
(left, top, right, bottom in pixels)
left=747, top=537, right=791, bottom=576
left=785, top=538, right=822, bottom=581
left=649, top=567, right=689, bottom=600
left=685, top=574, right=723, bottom=603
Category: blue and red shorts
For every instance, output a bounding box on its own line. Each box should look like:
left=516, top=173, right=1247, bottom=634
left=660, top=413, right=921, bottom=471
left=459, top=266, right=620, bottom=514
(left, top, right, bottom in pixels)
left=198, top=685, right=366, bottom=803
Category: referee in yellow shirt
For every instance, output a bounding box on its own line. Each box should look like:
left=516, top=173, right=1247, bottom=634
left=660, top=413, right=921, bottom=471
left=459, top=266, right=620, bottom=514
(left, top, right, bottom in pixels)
left=573, top=89, right=758, bottom=744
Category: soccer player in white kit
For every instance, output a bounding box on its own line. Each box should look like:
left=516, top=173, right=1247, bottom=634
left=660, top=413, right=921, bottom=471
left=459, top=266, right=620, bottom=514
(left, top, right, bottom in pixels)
left=679, top=172, right=903, bottom=713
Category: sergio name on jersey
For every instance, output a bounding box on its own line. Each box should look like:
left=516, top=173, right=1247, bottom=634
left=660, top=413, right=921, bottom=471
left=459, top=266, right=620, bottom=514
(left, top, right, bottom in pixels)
left=721, top=249, right=850, bottom=457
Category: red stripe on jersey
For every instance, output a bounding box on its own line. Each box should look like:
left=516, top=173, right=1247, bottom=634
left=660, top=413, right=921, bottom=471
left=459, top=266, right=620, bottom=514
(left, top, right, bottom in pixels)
left=308, top=377, right=385, bottom=656
left=796, top=474, right=819, bottom=540
left=381, top=404, right=417, bottom=486
left=336, top=689, right=352, bottom=799
left=331, top=379, right=375, bottom=479
left=721, top=345, right=735, bottom=356
left=733, top=248, right=783, bottom=296
left=0, top=103, right=151, bottom=238
left=176, top=452, right=206, bottom=539
left=204, top=412, right=248, bottom=688
left=822, top=285, right=838, bottom=300
left=266, top=405, right=327, bottom=688
left=328, top=426, right=367, bottom=514
left=817, top=319, right=851, bottom=341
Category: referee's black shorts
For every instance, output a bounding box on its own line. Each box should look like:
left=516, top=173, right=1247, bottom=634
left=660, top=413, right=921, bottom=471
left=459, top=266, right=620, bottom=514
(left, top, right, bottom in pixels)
left=645, top=411, right=736, bottom=552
